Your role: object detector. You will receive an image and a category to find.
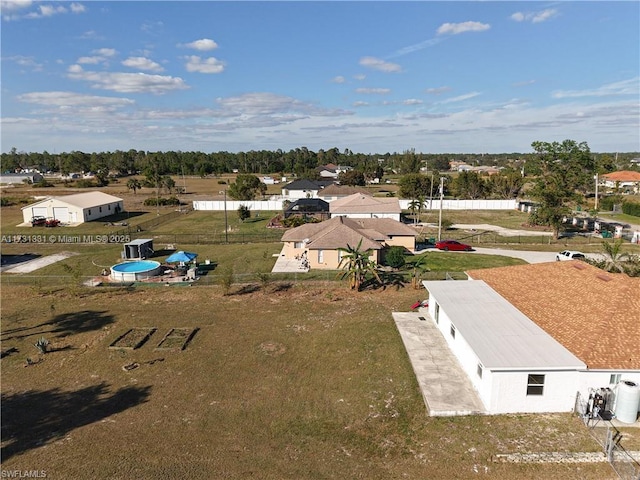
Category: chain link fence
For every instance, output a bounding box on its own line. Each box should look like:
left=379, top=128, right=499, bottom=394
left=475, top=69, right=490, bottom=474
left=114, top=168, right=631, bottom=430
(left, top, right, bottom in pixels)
left=575, top=391, right=640, bottom=480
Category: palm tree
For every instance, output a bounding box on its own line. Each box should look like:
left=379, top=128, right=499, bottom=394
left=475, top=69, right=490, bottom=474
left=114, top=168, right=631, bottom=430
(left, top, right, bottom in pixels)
left=407, top=254, right=430, bottom=289
left=601, top=239, right=628, bottom=273
left=337, top=239, right=381, bottom=291
left=408, top=196, right=427, bottom=224
left=126, top=178, right=141, bottom=194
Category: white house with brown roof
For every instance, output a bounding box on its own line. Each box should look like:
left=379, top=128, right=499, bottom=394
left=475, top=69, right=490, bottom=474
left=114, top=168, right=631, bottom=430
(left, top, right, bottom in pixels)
left=329, top=193, right=401, bottom=221
left=280, top=216, right=417, bottom=270
left=418, top=261, right=640, bottom=416
left=21, top=191, right=124, bottom=225
left=600, top=170, right=640, bottom=193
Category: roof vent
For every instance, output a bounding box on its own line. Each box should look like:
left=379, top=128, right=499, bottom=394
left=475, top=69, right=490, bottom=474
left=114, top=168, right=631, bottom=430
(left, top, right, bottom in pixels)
left=573, top=263, right=587, bottom=270
left=596, top=274, right=612, bottom=282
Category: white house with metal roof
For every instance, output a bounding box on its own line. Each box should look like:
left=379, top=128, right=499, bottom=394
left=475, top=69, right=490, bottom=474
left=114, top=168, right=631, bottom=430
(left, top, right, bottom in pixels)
left=422, top=280, right=586, bottom=414
left=416, top=262, right=640, bottom=418
left=21, top=191, right=124, bottom=225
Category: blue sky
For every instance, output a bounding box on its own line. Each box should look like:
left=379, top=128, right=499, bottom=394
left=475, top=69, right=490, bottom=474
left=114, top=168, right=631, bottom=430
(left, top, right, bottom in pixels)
left=1, top=1, right=639, bottom=154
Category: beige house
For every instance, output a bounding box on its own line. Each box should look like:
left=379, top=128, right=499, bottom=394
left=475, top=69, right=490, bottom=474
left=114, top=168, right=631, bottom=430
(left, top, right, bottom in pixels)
left=317, top=184, right=368, bottom=202
left=21, top=191, right=124, bottom=225
left=329, top=193, right=402, bottom=221
left=280, top=216, right=418, bottom=270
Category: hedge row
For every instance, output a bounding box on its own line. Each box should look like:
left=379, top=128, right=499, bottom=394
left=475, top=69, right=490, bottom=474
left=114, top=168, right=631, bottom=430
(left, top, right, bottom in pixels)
left=622, top=201, right=640, bottom=217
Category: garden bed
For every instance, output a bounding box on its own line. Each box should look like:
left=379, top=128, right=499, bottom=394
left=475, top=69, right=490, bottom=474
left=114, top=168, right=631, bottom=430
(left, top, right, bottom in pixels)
left=155, top=327, right=198, bottom=351
left=108, top=327, right=156, bottom=350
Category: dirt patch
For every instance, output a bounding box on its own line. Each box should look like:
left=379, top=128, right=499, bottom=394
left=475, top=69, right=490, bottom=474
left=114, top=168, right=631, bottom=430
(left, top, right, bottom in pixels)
left=258, top=341, right=286, bottom=356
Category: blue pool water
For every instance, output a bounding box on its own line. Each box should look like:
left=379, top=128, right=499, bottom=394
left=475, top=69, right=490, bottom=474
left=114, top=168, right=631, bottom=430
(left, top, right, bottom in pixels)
left=112, top=260, right=160, bottom=273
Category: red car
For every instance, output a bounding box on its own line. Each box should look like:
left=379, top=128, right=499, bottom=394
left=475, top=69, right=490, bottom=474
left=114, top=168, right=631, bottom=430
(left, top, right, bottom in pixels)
left=435, top=240, right=473, bottom=251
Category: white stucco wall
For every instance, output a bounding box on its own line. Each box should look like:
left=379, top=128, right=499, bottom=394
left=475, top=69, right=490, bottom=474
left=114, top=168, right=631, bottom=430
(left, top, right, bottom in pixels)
left=426, top=297, right=640, bottom=415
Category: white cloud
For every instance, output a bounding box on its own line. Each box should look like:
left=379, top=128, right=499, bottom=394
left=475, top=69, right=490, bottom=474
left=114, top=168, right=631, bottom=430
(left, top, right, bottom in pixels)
left=359, top=57, right=402, bottom=73
left=552, top=77, right=639, bottom=98
left=93, top=48, right=116, bottom=57
left=403, top=99, right=423, bottom=105
left=436, top=21, right=490, bottom=36
left=353, top=74, right=366, bottom=81
left=438, top=92, right=481, bottom=104
left=215, top=92, right=314, bottom=116
left=355, top=88, right=391, bottom=95
left=0, top=0, right=32, bottom=12
left=18, top=91, right=134, bottom=108
left=182, top=38, right=219, bottom=51
left=76, top=49, right=117, bottom=66
left=353, top=101, right=369, bottom=107
left=6, top=55, right=42, bottom=71
left=26, top=4, right=66, bottom=18
left=390, top=38, right=443, bottom=57
left=122, top=57, right=164, bottom=72
left=141, top=20, right=163, bottom=34
left=331, top=76, right=346, bottom=84
left=425, top=86, right=452, bottom=95
left=70, top=3, right=85, bottom=14
left=67, top=65, right=189, bottom=94
left=184, top=56, right=225, bottom=74
left=511, top=9, right=558, bottom=24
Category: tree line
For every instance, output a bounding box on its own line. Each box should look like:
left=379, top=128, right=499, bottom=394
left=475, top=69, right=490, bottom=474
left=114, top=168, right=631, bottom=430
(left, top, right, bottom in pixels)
left=3, top=146, right=636, bottom=181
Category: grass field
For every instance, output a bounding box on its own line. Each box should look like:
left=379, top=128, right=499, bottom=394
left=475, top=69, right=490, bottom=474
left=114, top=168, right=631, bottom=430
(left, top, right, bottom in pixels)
left=0, top=282, right=625, bottom=479
left=2, top=180, right=639, bottom=478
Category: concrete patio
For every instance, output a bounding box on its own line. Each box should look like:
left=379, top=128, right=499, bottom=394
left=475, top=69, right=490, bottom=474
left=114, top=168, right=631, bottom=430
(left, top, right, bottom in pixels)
left=392, top=310, right=486, bottom=416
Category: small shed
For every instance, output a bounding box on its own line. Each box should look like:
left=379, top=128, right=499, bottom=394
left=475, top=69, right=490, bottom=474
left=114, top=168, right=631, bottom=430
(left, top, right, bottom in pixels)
left=122, top=239, right=154, bottom=260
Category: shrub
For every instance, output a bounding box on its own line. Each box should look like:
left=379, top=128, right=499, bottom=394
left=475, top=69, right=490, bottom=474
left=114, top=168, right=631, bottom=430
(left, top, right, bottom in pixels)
left=622, top=201, right=640, bottom=217
left=384, top=246, right=406, bottom=269
left=143, top=196, right=181, bottom=206
left=599, top=195, right=623, bottom=212
left=75, top=179, right=96, bottom=188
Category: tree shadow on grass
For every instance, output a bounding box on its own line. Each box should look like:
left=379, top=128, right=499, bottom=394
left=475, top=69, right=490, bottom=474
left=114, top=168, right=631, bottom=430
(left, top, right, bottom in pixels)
left=1, top=310, right=115, bottom=341
left=1, top=382, right=151, bottom=461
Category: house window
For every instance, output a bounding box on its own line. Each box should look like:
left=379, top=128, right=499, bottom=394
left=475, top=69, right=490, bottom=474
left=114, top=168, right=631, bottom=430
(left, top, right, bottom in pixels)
left=87, top=209, right=91, bottom=215
left=99, top=206, right=102, bottom=212
left=610, top=374, right=621, bottom=385
left=108, top=204, right=111, bottom=210
left=318, top=250, right=324, bottom=263
left=526, top=374, right=545, bottom=396
left=434, top=303, right=440, bottom=324
left=477, top=364, right=483, bottom=379
left=294, top=242, right=303, bottom=249
left=450, top=324, right=456, bottom=339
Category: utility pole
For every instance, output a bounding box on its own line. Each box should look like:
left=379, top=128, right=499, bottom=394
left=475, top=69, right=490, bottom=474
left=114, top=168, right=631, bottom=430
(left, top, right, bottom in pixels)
left=594, top=173, right=599, bottom=210
left=437, top=177, right=444, bottom=242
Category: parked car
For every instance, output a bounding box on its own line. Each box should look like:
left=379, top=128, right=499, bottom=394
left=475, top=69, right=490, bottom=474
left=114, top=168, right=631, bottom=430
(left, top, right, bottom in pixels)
left=435, top=240, right=473, bottom=252
left=31, top=216, right=47, bottom=226
left=556, top=250, right=586, bottom=261
left=45, top=218, right=61, bottom=227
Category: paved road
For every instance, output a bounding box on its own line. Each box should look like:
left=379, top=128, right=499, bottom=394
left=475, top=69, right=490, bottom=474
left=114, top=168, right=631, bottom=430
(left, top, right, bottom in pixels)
left=427, top=247, right=604, bottom=264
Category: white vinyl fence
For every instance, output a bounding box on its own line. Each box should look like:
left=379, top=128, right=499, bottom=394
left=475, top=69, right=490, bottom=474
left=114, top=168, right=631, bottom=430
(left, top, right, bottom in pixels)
left=193, top=198, right=518, bottom=212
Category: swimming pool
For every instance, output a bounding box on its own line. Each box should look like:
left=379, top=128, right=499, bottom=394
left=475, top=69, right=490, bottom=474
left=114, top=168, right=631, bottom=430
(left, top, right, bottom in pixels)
left=110, top=260, right=162, bottom=282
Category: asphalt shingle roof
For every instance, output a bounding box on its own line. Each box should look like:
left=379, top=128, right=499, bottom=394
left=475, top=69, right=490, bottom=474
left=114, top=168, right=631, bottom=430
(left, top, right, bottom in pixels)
left=467, top=261, right=640, bottom=370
